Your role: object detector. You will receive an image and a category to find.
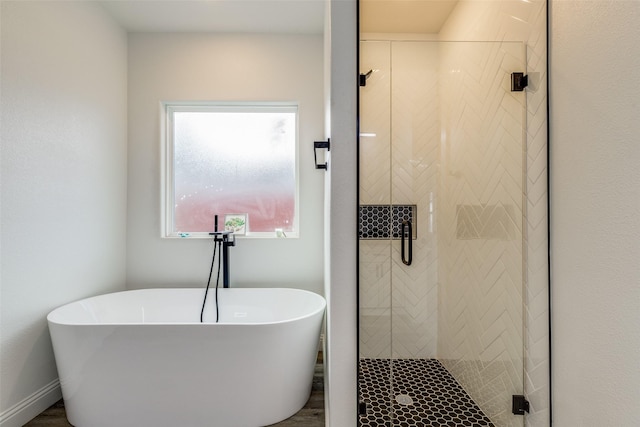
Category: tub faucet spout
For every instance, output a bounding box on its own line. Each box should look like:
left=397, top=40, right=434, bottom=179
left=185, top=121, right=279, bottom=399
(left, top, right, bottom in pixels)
left=220, top=233, right=235, bottom=288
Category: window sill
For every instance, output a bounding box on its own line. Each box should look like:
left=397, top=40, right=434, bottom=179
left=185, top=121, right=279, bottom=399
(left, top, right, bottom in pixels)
left=164, top=232, right=298, bottom=239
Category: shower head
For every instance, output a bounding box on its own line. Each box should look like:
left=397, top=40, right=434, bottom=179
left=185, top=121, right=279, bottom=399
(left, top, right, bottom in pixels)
left=359, top=69, right=373, bottom=87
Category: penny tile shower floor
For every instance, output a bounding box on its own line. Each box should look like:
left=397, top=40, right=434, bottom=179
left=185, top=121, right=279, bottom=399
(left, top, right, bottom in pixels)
left=359, top=358, right=495, bottom=427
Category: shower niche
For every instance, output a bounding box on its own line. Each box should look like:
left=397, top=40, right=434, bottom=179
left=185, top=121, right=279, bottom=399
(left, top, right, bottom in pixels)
left=358, top=39, right=527, bottom=427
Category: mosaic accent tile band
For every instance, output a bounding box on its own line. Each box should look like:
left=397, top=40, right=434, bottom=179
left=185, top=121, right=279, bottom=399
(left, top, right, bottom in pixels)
left=359, top=358, right=495, bottom=427
left=359, top=205, right=417, bottom=239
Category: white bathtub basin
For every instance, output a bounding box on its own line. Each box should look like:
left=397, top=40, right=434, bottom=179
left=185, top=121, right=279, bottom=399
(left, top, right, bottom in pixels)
left=48, top=288, right=326, bottom=427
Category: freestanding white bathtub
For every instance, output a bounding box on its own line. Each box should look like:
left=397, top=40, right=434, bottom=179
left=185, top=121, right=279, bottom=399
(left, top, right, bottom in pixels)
left=47, top=288, right=326, bottom=427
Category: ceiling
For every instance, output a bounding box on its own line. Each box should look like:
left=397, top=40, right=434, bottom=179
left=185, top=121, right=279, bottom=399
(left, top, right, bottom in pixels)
left=99, top=0, right=325, bottom=34
left=99, top=0, right=458, bottom=35
left=361, top=0, right=458, bottom=34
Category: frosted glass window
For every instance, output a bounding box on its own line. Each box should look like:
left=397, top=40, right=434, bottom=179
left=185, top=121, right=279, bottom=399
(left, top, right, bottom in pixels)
left=163, top=103, right=298, bottom=237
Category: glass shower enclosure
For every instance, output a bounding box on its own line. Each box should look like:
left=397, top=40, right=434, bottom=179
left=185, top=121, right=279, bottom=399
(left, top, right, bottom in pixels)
left=358, top=40, right=527, bottom=427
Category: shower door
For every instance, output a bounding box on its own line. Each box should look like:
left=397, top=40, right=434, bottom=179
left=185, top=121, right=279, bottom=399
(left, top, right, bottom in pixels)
left=358, top=40, right=527, bottom=427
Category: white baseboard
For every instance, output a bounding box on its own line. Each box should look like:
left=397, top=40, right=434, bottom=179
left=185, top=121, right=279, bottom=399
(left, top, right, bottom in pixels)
left=0, top=379, right=61, bottom=427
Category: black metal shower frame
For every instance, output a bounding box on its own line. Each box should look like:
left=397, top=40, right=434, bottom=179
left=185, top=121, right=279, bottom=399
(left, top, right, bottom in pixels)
left=354, top=0, right=553, bottom=424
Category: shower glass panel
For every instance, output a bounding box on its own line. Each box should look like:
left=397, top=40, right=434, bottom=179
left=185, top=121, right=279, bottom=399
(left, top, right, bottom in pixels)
left=359, top=40, right=527, bottom=427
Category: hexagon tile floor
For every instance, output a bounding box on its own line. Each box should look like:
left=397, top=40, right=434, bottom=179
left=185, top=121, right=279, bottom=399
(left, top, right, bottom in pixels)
left=359, top=358, right=495, bottom=427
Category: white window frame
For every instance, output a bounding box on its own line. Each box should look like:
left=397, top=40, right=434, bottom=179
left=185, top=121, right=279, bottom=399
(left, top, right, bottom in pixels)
left=161, top=101, right=300, bottom=238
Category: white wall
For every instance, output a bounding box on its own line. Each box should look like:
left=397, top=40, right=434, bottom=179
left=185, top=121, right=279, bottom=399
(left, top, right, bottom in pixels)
left=324, top=0, right=358, bottom=425
left=126, top=33, right=325, bottom=294
left=550, top=1, right=640, bottom=425
left=0, top=2, right=128, bottom=426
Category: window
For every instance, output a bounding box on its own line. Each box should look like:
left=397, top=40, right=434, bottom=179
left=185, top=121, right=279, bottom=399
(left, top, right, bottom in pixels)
left=162, top=102, right=299, bottom=238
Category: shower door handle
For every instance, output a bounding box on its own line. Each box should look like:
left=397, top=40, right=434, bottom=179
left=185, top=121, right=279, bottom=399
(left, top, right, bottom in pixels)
left=401, top=220, right=412, bottom=266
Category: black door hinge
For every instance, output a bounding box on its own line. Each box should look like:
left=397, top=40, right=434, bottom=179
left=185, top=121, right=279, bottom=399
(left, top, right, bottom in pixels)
left=358, top=401, right=367, bottom=416
left=511, top=72, right=529, bottom=91
left=512, top=395, right=530, bottom=415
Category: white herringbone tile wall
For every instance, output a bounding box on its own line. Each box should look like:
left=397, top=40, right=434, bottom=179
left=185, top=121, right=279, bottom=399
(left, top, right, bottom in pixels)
left=391, top=42, right=440, bottom=360
left=440, top=2, right=549, bottom=425
left=437, top=40, right=526, bottom=427
left=359, top=240, right=392, bottom=358
left=359, top=41, right=440, bottom=360
left=359, top=42, right=392, bottom=359
left=359, top=41, right=391, bottom=207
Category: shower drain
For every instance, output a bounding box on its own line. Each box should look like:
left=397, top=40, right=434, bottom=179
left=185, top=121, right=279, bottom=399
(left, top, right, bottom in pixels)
left=395, top=394, right=413, bottom=406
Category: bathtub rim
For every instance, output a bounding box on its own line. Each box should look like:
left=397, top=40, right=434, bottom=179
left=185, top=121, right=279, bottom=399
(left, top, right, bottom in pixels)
left=47, top=287, right=326, bottom=327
